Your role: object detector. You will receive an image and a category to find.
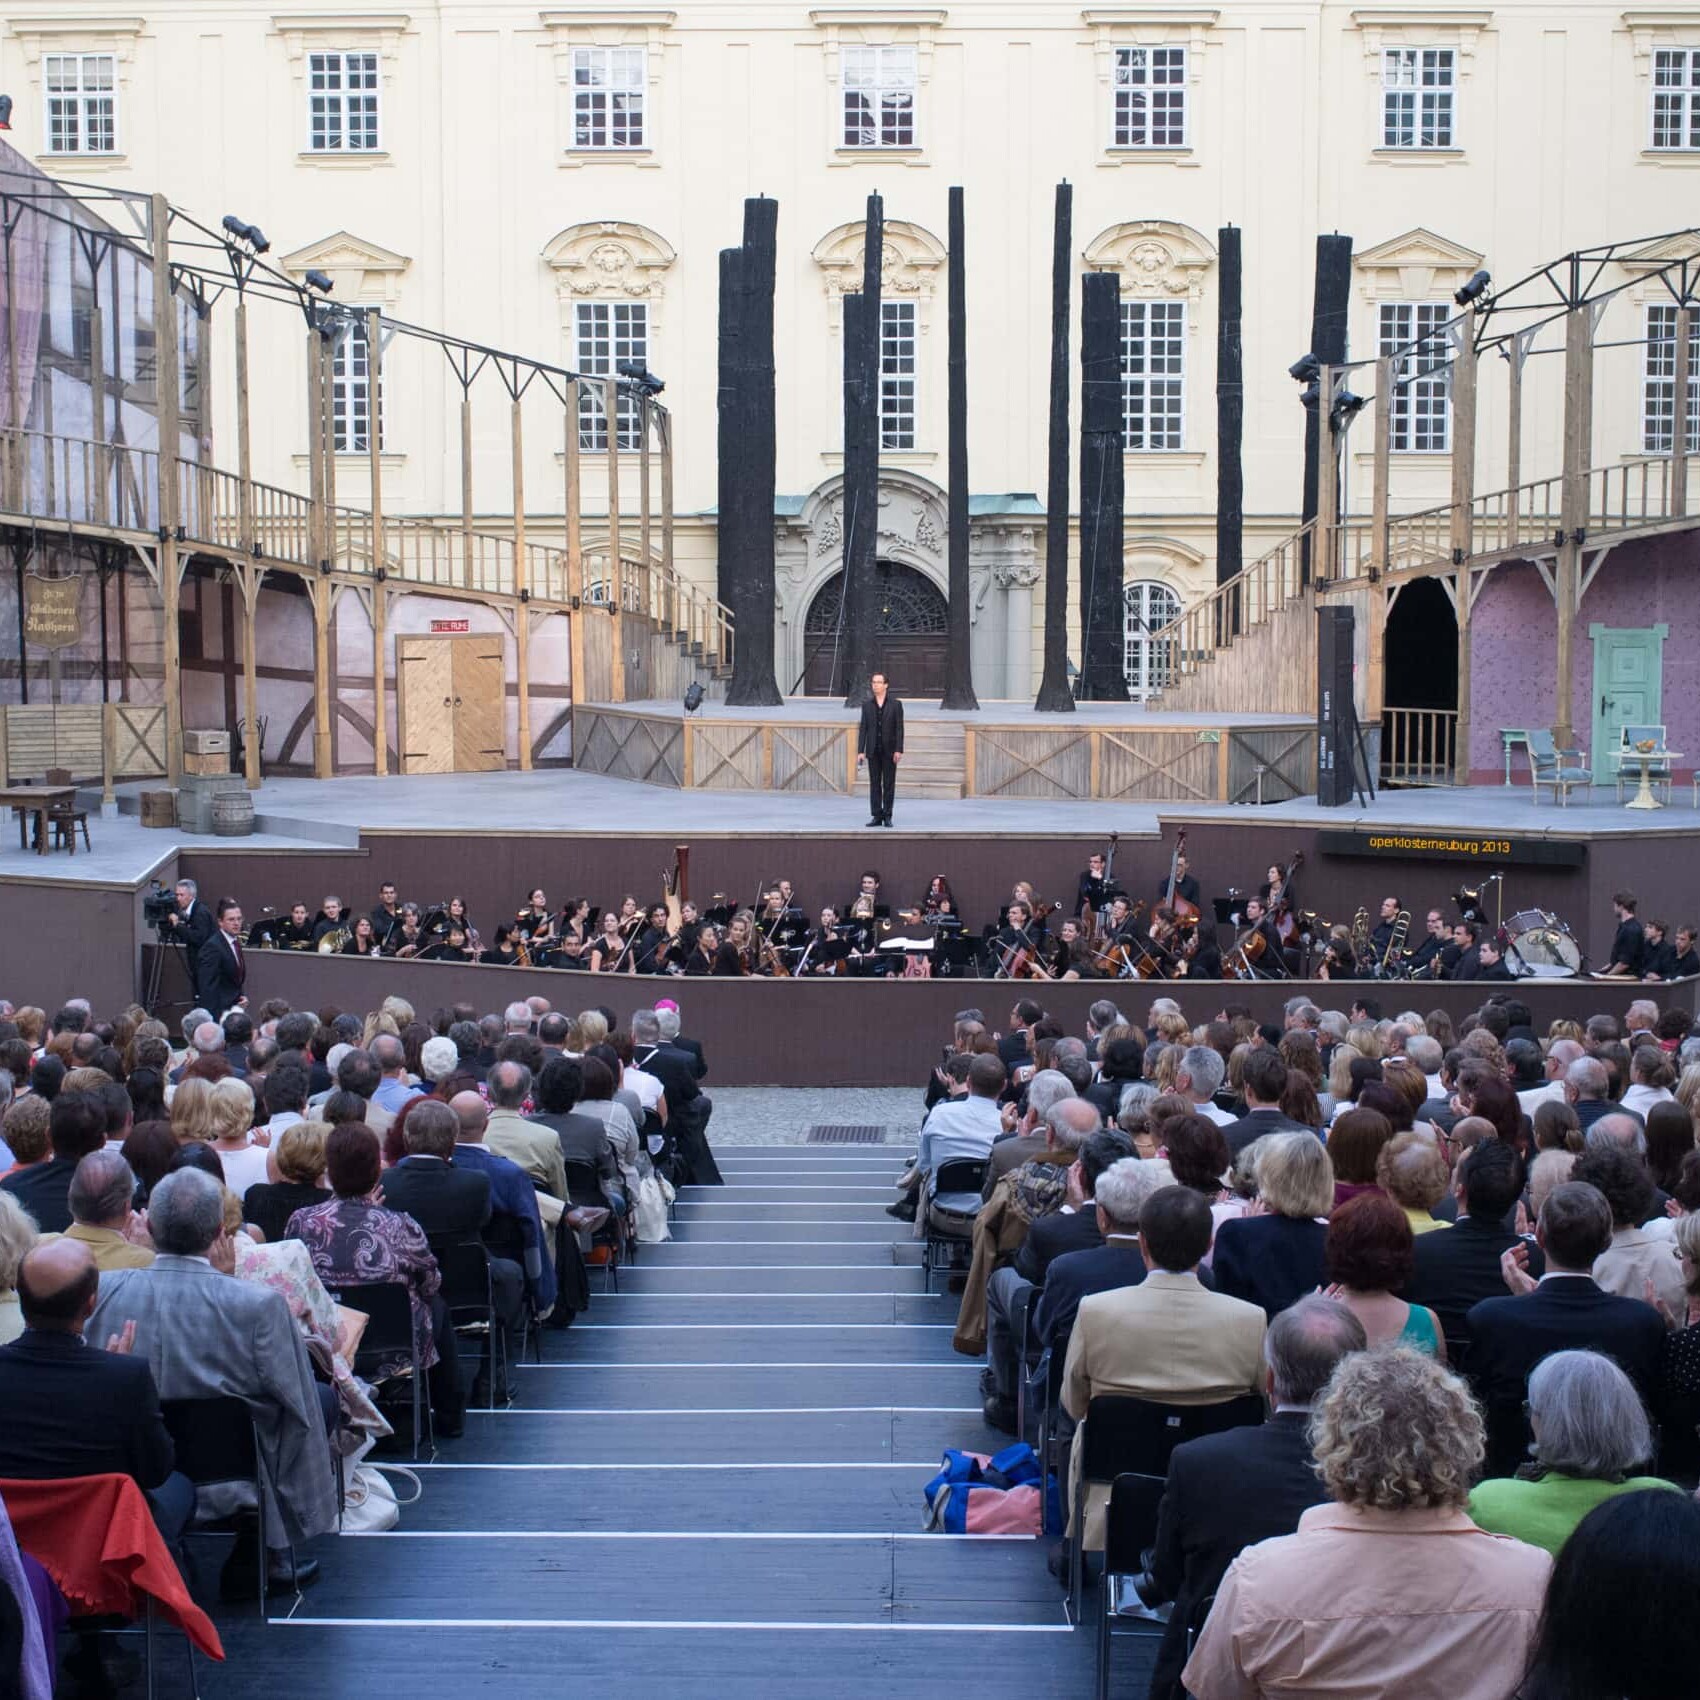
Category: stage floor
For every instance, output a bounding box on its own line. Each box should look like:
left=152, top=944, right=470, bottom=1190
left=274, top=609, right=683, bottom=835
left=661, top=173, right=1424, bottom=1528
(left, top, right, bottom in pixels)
left=0, top=764, right=1692, bottom=891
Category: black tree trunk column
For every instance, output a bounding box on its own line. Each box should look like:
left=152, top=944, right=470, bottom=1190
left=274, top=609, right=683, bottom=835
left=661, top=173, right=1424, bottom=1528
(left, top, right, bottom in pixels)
left=1034, top=181, right=1075, bottom=713
left=723, top=196, right=782, bottom=706
left=1216, top=225, right=1244, bottom=637
left=1077, top=269, right=1127, bottom=701
left=940, top=185, right=979, bottom=710
left=838, top=192, right=883, bottom=707
left=1301, top=233, right=1354, bottom=582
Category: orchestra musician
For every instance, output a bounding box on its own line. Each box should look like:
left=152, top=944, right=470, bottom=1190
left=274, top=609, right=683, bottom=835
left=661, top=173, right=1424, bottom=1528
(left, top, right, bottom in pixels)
left=276, top=902, right=316, bottom=950
left=1179, top=924, right=1223, bottom=981
left=370, top=883, right=404, bottom=950
left=674, top=900, right=702, bottom=960
left=1367, top=897, right=1402, bottom=965
left=990, top=900, right=1038, bottom=977
left=1228, top=896, right=1289, bottom=979
left=1316, top=925, right=1359, bottom=981
left=848, top=871, right=886, bottom=922
left=554, top=899, right=592, bottom=968
left=587, top=911, right=628, bottom=973
left=429, top=895, right=475, bottom=947
left=310, top=896, right=347, bottom=947
left=1406, top=909, right=1449, bottom=978
left=616, top=895, right=644, bottom=938
left=516, top=889, right=558, bottom=956
left=480, top=924, right=523, bottom=967
left=1159, top=854, right=1201, bottom=912
left=800, top=907, right=846, bottom=975
left=390, top=906, right=428, bottom=959
left=1076, top=852, right=1110, bottom=923
left=341, top=916, right=382, bottom=957
left=922, top=875, right=958, bottom=920
left=1449, top=922, right=1485, bottom=981
left=845, top=894, right=880, bottom=958
left=724, top=912, right=756, bottom=974
left=1640, top=918, right=1676, bottom=982
left=684, top=923, right=722, bottom=976
left=634, top=904, right=680, bottom=975
left=1048, top=918, right=1088, bottom=980
left=1673, top=925, right=1700, bottom=980
left=714, top=922, right=750, bottom=977
left=421, top=925, right=473, bottom=963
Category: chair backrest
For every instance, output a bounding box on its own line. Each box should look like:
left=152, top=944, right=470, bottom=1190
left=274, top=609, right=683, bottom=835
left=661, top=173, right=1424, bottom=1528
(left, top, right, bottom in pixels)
left=1103, top=1472, right=1169, bottom=1575
left=44, top=767, right=71, bottom=786
left=1080, top=1393, right=1265, bottom=1484
left=160, top=1395, right=259, bottom=1488
left=434, top=1239, right=493, bottom=1309
left=327, top=1280, right=415, bottom=1363
left=933, top=1157, right=989, bottom=1194
left=1524, top=728, right=1557, bottom=771
left=1620, top=724, right=1667, bottom=750
left=561, top=1155, right=610, bottom=1211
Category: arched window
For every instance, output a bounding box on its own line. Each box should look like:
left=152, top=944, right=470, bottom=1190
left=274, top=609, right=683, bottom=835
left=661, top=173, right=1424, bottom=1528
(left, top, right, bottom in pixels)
left=1124, top=580, right=1180, bottom=701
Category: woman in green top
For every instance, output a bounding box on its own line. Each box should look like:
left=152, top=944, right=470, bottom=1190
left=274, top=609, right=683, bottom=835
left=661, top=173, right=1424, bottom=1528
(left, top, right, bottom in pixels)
left=1322, top=1191, right=1446, bottom=1359
left=1468, top=1349, right=1680, bottom=1555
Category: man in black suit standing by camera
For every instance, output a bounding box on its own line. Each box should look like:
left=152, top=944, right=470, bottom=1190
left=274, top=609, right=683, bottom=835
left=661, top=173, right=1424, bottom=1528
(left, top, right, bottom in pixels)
left=856, top=671, right=904, bottom=828
left=160, top=878, right=215, bottom=1004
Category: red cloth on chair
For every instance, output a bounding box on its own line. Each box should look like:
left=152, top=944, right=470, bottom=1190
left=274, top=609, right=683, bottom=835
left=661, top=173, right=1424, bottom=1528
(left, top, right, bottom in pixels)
left=0, top=1475, right=224, bottom=1659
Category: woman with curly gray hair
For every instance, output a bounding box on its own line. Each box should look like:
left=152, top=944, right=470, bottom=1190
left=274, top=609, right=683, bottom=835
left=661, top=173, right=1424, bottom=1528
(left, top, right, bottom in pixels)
left=1184, top=1348, right=1552, bottom=1699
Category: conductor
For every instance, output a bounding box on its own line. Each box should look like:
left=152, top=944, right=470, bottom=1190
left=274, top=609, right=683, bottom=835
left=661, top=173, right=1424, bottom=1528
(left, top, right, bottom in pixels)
left=856, top=671, right=904, bottom=828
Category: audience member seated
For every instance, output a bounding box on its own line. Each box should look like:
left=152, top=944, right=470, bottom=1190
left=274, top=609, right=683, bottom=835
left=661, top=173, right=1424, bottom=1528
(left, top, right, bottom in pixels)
left=447, top=1092, right=555, bottom=1318
left=0, top=1239, right=193, bottom=1542
left=1061, top=1186, right=1266, bottom=1549
left=1139, top=1296, right=1365, bottom=1700
left=1573, top=1144, right=1686, bottom=1321
left=1323, top=1192, right=1444, bottom=1357
left=39, top=1150, right=153, bottom=1271
left=208, top=1077, right=269, bottom=1197
left=0, top=1192, right=36, bottom=1344
left=1012, top=1129, right=1134, bottom=1287
left=1566, top=1056, right=1636, bottom=1133
left=1174, top=1045, right=1234, bottom=1128
left=0, top=1096, right=50, bottom=1182
left=1184, top=1347, right=1551, bottom=1698
left=1327, top=1107, right=1394, bottom=1207
left=1211, top=1132, right=1333, bottom=1318
left=570, top=1056, right=643, bottom=1208
left=1223, top=1050, right=1311, bottom=1155
left=982, top=1068, right=1073, bottom=1197
left=288, top=1123, right=465, bottom=1439
left=89, top=1168, right=335, bottom=1597
left=1, top=1090, right=106, bottom=1233
left=243, top=1121, right=332, bottom=1246
left=888, top=1053, right=1006, bottom=1221
left=260, top=1062, right=311, bottom=1141
left=484, top=1061, right=568, bottom=1203
left=1466, top=1349, right=1678, bottom=1555
left=1376, top=1130, right=1451, bottom=1235
left=1510, top=1489, right=1700, bottom=1700
left=381, top=1099, right=523, bottom=1404
left=528, top=1057, right=623, bottom=1217
left=1465, top=1181, right=1666, bottom=1478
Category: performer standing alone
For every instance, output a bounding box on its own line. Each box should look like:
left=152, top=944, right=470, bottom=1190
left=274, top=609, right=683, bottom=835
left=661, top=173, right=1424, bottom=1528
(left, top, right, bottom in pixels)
left=857, top=671, right=904, bottom=828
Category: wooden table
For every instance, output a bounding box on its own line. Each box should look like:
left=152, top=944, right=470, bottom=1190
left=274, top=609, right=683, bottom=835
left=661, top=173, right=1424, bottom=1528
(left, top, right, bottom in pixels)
left=0, top=786, right=76, bottom=855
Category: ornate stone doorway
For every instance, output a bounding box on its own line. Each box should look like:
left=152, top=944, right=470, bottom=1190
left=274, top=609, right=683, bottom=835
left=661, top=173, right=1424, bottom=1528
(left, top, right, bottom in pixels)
left=800, top=560, right=949, bottom=696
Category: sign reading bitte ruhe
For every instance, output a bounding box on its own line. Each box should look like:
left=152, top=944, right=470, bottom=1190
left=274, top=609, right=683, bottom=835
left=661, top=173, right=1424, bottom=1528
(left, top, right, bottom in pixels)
left=1315, top=830, right=1587, bottom=868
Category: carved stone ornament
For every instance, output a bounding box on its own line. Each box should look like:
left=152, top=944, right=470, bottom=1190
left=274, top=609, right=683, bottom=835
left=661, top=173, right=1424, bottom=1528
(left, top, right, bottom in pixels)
left=542, top=221, right=677, bottom=309
left=1083, top=219, right=1217, bottom=301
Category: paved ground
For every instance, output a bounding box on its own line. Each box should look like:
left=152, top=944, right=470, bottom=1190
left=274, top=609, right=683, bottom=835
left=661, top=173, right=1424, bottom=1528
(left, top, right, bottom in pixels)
left=702, top=1086, right=924, bottom=1146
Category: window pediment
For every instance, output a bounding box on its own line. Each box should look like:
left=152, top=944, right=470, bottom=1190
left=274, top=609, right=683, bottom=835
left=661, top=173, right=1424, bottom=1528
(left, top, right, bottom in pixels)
left=1355, top=226, right=1484, bottom=298
left=812, top=218, right=945, bottom=327
left=1350, top=10, right=1491, bottom=76
left=1083, top=220, right=1215, bottom=300
left=281, top=231, right=411, bottom=302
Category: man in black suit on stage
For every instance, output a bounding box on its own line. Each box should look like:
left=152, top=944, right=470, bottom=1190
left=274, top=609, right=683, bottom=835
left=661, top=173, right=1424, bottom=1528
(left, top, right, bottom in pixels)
left=195, top=898, right=248, bottom=1016
left=856, top=671, right=904, bottom=827
left=1136, top=1297, right=1365, bottom=1700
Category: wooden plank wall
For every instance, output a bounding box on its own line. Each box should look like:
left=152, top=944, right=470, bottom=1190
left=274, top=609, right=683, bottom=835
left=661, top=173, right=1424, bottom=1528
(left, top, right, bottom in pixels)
left=573, top=707, right=684, bottom=787
left=1159, top=586, right=1317, bottom=715
left=1, top=705, right=105, bottom=782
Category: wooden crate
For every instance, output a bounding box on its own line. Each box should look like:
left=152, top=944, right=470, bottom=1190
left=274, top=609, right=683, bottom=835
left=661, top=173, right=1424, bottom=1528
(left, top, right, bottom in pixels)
left=140, top=790, right=176, bottom=828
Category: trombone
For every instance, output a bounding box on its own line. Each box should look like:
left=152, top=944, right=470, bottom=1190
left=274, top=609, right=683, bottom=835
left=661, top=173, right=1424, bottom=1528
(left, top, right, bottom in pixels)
left=1378, top=909, right=1412, bottom=978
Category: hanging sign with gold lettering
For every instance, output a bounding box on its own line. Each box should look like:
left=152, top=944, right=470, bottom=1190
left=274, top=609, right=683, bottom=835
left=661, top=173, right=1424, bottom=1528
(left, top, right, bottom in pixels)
left=23, top=574, right=84, bottom=650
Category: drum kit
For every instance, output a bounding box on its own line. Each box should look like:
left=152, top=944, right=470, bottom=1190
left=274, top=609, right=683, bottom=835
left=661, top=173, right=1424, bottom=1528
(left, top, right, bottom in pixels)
left=1459, top=876, right=1584, bottom=979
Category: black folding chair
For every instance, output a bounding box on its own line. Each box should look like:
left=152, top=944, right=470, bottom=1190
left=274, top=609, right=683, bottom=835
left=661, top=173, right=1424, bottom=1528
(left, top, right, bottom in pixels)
left=435, top=1239, right=505, bottom=1409
left=1068, top=1393, right=1264, bottom=1625
left=1026, top=1329, right=1073, bottom=1535
left=482, top=1213, right=545, bottom=1366
left=1179, top=1590, right=1217, bottom=1699
left=1096, top=1472, right=1168, bottom=1700
left=160, top=1394, right=294, bottom=1619
left=563, top=1155, right=623, bottom=1292
left=921, top=1157, right=988, bottom=1292
left=330, top=1281, right=432, bottom=1461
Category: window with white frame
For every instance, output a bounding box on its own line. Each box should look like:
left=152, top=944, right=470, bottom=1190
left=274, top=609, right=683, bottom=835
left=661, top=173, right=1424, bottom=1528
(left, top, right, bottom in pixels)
left=1644, top=305, right=1700, bottom=455
left=44, top=53, right=117, bottom=155
left=1652, top=49, right=1700, bottom=151
left=330, top=316, right=382, bottom=453
left=841, top=45, right=916, bottom=148
left=307, top=50, right=381, bottom=152
left=1120, top=301, right=1186, bottom=450
left=1124, top=580, right=1180, bottom=702
left=572, top=47, right=645, bottom=149
left=880, top=301, right=917, bottom=450
left=1113, top=46, right=1187, bottom=147
left=1380, top=302, right=1451, bottom=452
left=576, top=301, right=647, bottom=450
left=1381, top=47, right=1454, bottom=148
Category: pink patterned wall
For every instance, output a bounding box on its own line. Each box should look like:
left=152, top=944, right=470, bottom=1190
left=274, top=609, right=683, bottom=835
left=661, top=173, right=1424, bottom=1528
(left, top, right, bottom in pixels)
left=1467, top=534, right=1700, bottom=783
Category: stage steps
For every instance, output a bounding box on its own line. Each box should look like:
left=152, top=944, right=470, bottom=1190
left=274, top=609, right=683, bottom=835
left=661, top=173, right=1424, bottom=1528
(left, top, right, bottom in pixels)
left=895, top=720, right=965, bottom=800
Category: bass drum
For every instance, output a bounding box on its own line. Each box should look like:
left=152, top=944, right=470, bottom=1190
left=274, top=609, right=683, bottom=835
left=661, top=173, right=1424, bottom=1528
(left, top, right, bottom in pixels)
left=1505, top=912, right=1581, bottom=979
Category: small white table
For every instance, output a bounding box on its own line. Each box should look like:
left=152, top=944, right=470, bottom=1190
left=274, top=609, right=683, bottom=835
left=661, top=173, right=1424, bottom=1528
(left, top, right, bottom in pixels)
left=1622, top=749, right=1680, bottom=811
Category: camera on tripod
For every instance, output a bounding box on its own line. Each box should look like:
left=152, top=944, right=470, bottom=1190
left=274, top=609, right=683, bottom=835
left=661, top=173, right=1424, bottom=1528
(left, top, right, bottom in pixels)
left=143, top=881, right=179, bottom=930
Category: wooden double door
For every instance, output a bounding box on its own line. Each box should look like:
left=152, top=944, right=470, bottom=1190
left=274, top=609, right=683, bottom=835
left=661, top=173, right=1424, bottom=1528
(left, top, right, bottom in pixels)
left=397, top=635, right=506, bottom=774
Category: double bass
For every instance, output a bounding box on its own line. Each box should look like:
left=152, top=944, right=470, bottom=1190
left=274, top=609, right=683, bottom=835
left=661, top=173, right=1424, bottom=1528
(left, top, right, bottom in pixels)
left=1163, top=828, right=1199, bottom=929
left=1269, top=849, right=1305, bottom=948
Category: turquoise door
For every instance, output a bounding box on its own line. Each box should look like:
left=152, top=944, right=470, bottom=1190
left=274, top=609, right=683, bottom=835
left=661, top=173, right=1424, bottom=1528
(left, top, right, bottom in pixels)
left=1589, top=624, right=1667, bottom=783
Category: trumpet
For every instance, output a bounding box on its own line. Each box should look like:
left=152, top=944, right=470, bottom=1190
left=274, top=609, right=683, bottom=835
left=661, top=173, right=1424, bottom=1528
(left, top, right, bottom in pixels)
left=1379, top=908, right=1412, bottom=977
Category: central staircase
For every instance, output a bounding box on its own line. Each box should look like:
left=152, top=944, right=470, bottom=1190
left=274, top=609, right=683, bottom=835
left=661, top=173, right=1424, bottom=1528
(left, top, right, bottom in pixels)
left=896, top=718, right=966, bottom=800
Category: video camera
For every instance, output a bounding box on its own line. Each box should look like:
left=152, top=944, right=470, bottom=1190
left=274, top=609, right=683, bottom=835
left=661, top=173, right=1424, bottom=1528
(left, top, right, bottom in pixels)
left=143, top=881, right=179, bottom=930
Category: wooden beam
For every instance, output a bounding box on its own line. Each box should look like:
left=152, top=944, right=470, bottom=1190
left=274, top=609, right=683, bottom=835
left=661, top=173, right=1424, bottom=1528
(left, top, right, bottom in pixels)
left=150, top=193, right=184, bottom=787
left=1370, top=355, right=1392, bottom=574
left=367, top=307, right=388, bottom=778
left=1454, top=568, right=1473, bottom=785
left=1506, top=335, right=1525, bottom=548
left=1554, top=305, right=1592, bottom=750
left=311, top=579, right=333, bottom=779
left=512, top=392, right=531, bottom=771
left=234, top=299, right=253, bottom=555
left=1674, top=304, right=1692, bottom=521
left=460, top=389, right=475, bottom=590
left=88, top=300, right=109, bottom=526
left=1449, top=332, right=1477, bottom=562
left=564, top=381, right=586, bottom=705
left=606, top=375, right=625, bottom=702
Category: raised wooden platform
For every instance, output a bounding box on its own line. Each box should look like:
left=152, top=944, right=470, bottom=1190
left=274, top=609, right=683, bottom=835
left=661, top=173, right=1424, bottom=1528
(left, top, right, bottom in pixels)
left=573, top=699, right=1316, bottom=804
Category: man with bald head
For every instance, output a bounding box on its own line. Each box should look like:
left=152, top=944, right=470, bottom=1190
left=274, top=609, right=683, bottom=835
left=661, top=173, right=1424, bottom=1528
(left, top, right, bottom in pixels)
left=0, top=1239, right=192, bottom=1538
left=449, top=1090, right=556, bottom=1318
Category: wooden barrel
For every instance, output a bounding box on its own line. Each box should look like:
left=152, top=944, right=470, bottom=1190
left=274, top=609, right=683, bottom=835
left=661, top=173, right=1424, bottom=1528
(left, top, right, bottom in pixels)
left=210, top=790, right=255, bottom=837
left=140, top=790, right=176, bottom=829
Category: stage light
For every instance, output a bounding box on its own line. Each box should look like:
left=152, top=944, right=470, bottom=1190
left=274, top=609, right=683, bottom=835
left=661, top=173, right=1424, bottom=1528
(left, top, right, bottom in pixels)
left=1298, top=380, right=1320, bottom=411
left=1329, top=389, right=1367, bottom=433
left=617, top=359, right=665, bottom=398
left=305, top=270, right=334, bottom=294
left=683, top=681, right=705, bottom=715
left=220, top=214, right=270, bottom=254
left=1454, top=268, right=1492, bottom=306
left=1288, top=353, right=1320, bottom=384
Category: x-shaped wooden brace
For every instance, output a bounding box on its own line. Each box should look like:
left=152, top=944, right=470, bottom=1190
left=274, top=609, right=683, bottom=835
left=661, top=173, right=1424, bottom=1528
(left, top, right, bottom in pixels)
left=775, top=726, right=848, bottom=792
left=691, top=725, right=762, bottom=790
left=594, top=715, right=681, bottom=786
left=1100, top=733, right=1213, bottom=802
left=980, top=732, right=1089, bottom=798
left=112, top=705, right=167, bottom=776
left=1227, top=729, right=1310, bottom=803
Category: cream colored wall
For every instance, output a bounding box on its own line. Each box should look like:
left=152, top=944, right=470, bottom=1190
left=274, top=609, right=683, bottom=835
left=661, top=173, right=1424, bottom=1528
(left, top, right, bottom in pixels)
left=6, top=1, right=1695, bottom=651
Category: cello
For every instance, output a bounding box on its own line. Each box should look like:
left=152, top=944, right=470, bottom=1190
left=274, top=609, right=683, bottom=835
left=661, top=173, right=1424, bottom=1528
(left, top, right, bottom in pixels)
left=1163, top=828, right=1200, bottom=929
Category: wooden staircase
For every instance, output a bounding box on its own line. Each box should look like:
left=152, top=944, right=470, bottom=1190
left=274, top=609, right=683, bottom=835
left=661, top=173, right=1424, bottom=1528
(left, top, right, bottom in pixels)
left=897, top=718, right=966, bottom=800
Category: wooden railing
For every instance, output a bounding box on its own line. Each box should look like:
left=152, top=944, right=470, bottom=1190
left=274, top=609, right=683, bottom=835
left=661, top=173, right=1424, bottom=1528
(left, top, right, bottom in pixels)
left=1381, top=707, right=1458, bottom=786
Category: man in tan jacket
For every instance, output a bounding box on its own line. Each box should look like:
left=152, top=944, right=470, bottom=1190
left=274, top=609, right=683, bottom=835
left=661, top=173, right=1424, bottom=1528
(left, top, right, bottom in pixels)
left=40, top=1150, right=154, bottom=1271
left=1062, top=1184, right=1265, bottom=1547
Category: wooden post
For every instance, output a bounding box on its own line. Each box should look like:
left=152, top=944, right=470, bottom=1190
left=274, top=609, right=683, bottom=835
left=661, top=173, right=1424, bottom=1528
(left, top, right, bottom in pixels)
left=1454, top=568, right=1473, bottom=785
left=241, top=566, right=261, bottom=789
left=1449, top=331, right=1477, bottom=564
left=606, top=375, right=625, bottom=701
left=101, top=701, right=115, bottom=809
left=1674, top=304, right=1692, bottom=520
left=460, top=385, right=475, bottom=590
left=512, top=390, right=531, bottom=771
left=234, top=298, right=253, bottom=554
left=305, top=325, right=325, bottom=568
left=150, top=193, right=184, bottom=787
left=366, top=308, right=388, bottom=777
left=1506, top=336, right=1524, bottom=548
left=962, top=723, right=976, bottom=797
left=638, top=396, right=653, bottom=612
left=311, top=579, right=333, bottom=778
left=565, top=381, right=586, bottom=701
left=1370, top=355, right=1392, bottom=574
left=659, top=405, right=675, bottom=581
left=320, top=328, right=337, bottom=552
left=1554, top=305, right=1592, bottom=750
left=88, top=296, right=110, bottom=527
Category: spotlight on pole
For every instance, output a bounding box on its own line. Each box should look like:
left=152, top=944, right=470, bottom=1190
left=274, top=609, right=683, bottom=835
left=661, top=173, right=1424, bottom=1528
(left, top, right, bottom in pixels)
left=220, top=214, right=270, bottom=253
left=1453, top=268, right=1492, bottom=307
left=1288, top=352, right=1321, bottom=384
left=682, top=681, right=705, bottom=715
left=617, top=359, right=665, bottom=398
left=1329, top=388, right=1367, bottom=434
left=304, top=270, right=334, bottom=295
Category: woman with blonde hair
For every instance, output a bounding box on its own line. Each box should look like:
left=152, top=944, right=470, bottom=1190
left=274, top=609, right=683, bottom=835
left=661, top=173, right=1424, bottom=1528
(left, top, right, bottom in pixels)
left=1325, top=1042, right=1363, bottom=1110
left=361, top=1009, right=400, bottom=1049
left=169, top=1075, right=218, bottom=1147
left=1211, top=1132, right=1333, bottom=1317
left=1152, top=1010, right=1190, bottom=1046
left=569, top=1010, right=610, bottom=1054
left=242, top=1121, right=331, bottom=1245
left=0, top=1190, right=40, bottom=1344
left=12, top=1007, right=44, bottom=1049
left=208, top=1077, right=270, bottom=1196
